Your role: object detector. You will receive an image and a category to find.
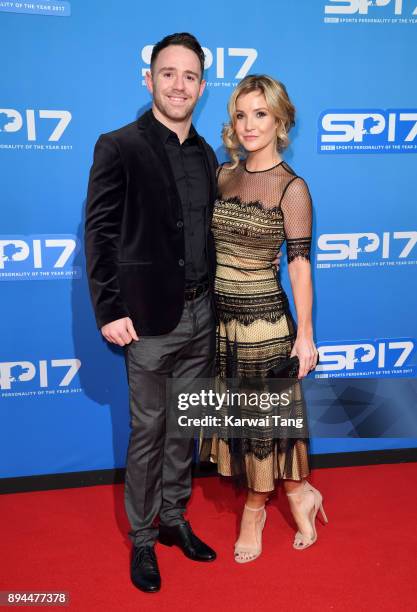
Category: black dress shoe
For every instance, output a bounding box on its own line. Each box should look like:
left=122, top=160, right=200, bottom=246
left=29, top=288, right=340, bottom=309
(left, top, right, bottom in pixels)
left=158, top=521, right=216, bottom=562
left=130, top=545, right=161, bottom=593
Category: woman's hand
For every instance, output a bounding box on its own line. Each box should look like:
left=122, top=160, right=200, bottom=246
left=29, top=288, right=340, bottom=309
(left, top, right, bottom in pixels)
left=290, top=335, right=318, bottom=379
left=272, top=249, right=282, bottom=272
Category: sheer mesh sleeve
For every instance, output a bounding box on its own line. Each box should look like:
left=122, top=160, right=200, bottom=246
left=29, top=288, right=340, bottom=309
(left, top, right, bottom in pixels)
left=281, top=177, right=312, bottom=264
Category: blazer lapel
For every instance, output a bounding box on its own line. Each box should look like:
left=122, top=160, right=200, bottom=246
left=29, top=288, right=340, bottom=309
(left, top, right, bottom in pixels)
left=138, top=111, right=183, bottom=216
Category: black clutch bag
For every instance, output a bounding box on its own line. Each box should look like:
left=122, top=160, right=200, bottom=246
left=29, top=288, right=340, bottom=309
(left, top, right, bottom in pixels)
left=267, top=355, right=300, bottom=379
left=267, top=353, right=320, bottom=380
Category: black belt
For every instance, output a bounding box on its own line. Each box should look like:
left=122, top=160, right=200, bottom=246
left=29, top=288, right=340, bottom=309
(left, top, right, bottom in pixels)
left=184, top=282, right=209, bottom=301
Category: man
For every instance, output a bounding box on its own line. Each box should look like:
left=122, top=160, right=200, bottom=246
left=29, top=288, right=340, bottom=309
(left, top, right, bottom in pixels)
left=85, top=33, right=217, bottom=593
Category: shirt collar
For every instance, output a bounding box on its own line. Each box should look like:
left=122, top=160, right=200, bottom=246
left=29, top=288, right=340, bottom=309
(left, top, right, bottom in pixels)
left=150, top=110, right=198, bottom=145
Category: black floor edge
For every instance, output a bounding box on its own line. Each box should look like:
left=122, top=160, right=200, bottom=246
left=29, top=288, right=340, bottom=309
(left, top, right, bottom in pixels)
left=2, top=447, right=417, bottom=495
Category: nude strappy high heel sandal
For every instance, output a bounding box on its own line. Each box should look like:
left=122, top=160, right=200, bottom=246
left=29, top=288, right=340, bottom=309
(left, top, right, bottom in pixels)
left=286, top=481, right=328, bottom=551
left=234, top=504, right=267, bottom=563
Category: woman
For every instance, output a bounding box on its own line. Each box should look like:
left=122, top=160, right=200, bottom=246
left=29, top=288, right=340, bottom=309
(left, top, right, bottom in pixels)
left=208, top=75, right=328, bottom=562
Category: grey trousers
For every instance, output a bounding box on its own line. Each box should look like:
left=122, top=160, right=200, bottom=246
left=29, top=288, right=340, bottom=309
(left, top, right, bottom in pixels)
left=123, top=290, right=215, bottom=546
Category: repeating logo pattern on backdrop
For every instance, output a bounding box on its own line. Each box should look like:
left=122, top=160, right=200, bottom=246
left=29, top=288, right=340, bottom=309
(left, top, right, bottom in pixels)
left=0, top=358, right=82, bottom=397
left=140, top=45, right=258, bottom=89
left=1, top=1, right=415, bottom=477
left=318, top=109, right=417, bottom=153
left=0, top=108, right=72, bottom=151
left=324, top=0, right=417, bottom=24
left=315, top=339, right=416, bottom=378
left=316, top=231, right=417, bottom=269
left=0, top=1, right=71, bottom=17
left=0, top=235, right=81, bottom=280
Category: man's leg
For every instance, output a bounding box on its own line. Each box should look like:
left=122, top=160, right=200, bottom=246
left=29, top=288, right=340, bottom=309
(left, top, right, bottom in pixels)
left=159, top=291, right=216, bottom=526
left=124, top=344, right=170, bottom=547
left=123, top=299, right=204, bottom=546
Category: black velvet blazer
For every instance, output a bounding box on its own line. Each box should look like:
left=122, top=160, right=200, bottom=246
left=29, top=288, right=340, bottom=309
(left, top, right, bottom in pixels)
left=85, top=110, right=218, bottom=335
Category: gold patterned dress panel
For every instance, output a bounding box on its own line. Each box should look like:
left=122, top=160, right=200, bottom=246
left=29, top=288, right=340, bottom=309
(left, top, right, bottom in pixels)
left=209, top=161, right=312, bottom=492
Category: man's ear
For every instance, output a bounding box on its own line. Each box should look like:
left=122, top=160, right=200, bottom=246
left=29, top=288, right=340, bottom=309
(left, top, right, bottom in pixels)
left=145, top=70, right=153, bottom=95
left=198, top=78, right=206, bottom=98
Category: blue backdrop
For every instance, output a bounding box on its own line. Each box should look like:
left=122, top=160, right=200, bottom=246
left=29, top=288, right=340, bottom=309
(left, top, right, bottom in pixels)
left=1, top=0, right=416, bottom=479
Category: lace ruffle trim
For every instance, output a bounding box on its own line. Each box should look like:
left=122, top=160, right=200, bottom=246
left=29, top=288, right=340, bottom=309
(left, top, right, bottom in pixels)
left=216, top=195, right=283, bottom=215
left=286, top=237, right=311, bottom=263
left=215, top=307, right=288, bottom=326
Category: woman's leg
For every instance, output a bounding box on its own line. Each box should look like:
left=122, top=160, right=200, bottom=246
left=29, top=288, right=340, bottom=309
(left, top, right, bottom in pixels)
left=282, top=479, right=315, bottom=542
left=283, top=478, right=328, bottom=549
left=234, top=489, right=270, bottom=557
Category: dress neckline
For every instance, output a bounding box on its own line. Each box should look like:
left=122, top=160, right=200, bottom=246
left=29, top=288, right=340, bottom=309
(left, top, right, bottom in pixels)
left=244, top=160, right=284, bottom=174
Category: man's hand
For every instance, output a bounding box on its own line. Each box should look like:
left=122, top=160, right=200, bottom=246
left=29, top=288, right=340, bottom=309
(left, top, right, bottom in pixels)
left=272, top=249, right=282, bottom=272
left=101, top=317, right=139, bottom=346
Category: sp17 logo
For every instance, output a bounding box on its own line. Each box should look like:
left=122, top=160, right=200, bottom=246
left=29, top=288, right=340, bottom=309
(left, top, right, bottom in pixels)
left=318, top=109, right=417, bottom=153
left=315, top=339, right=415, bottom=378
left=324, top=0, right=417, bottom=16
left=0, top=109, right=71, bottom=142
left=0, top=235, right=81, bottom=280
left=317, top=232, right=417, bottom=262
left=0, top=359, right=81, bottom=391
left=140, top=45, right=258, bottom=81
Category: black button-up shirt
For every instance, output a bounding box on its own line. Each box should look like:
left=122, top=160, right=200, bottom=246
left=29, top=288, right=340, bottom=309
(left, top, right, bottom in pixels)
left=150, top=112, right=209, bottom=288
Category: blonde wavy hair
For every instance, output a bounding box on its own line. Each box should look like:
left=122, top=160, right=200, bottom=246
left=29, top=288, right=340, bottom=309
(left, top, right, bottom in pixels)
left=222, top=74, right=295, bottom=169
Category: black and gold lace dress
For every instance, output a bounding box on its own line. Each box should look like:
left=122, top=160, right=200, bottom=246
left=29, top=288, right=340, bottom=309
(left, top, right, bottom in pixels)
left=208, top=159, right=313, bottom=492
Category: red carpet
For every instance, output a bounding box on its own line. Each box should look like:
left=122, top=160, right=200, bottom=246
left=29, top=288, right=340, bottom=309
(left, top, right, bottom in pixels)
left=1, top=463, right=416, bottom=611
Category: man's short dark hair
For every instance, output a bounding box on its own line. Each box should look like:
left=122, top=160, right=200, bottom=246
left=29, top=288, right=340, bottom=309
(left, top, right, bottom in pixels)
left=150, top=32, right=205, bottom=78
